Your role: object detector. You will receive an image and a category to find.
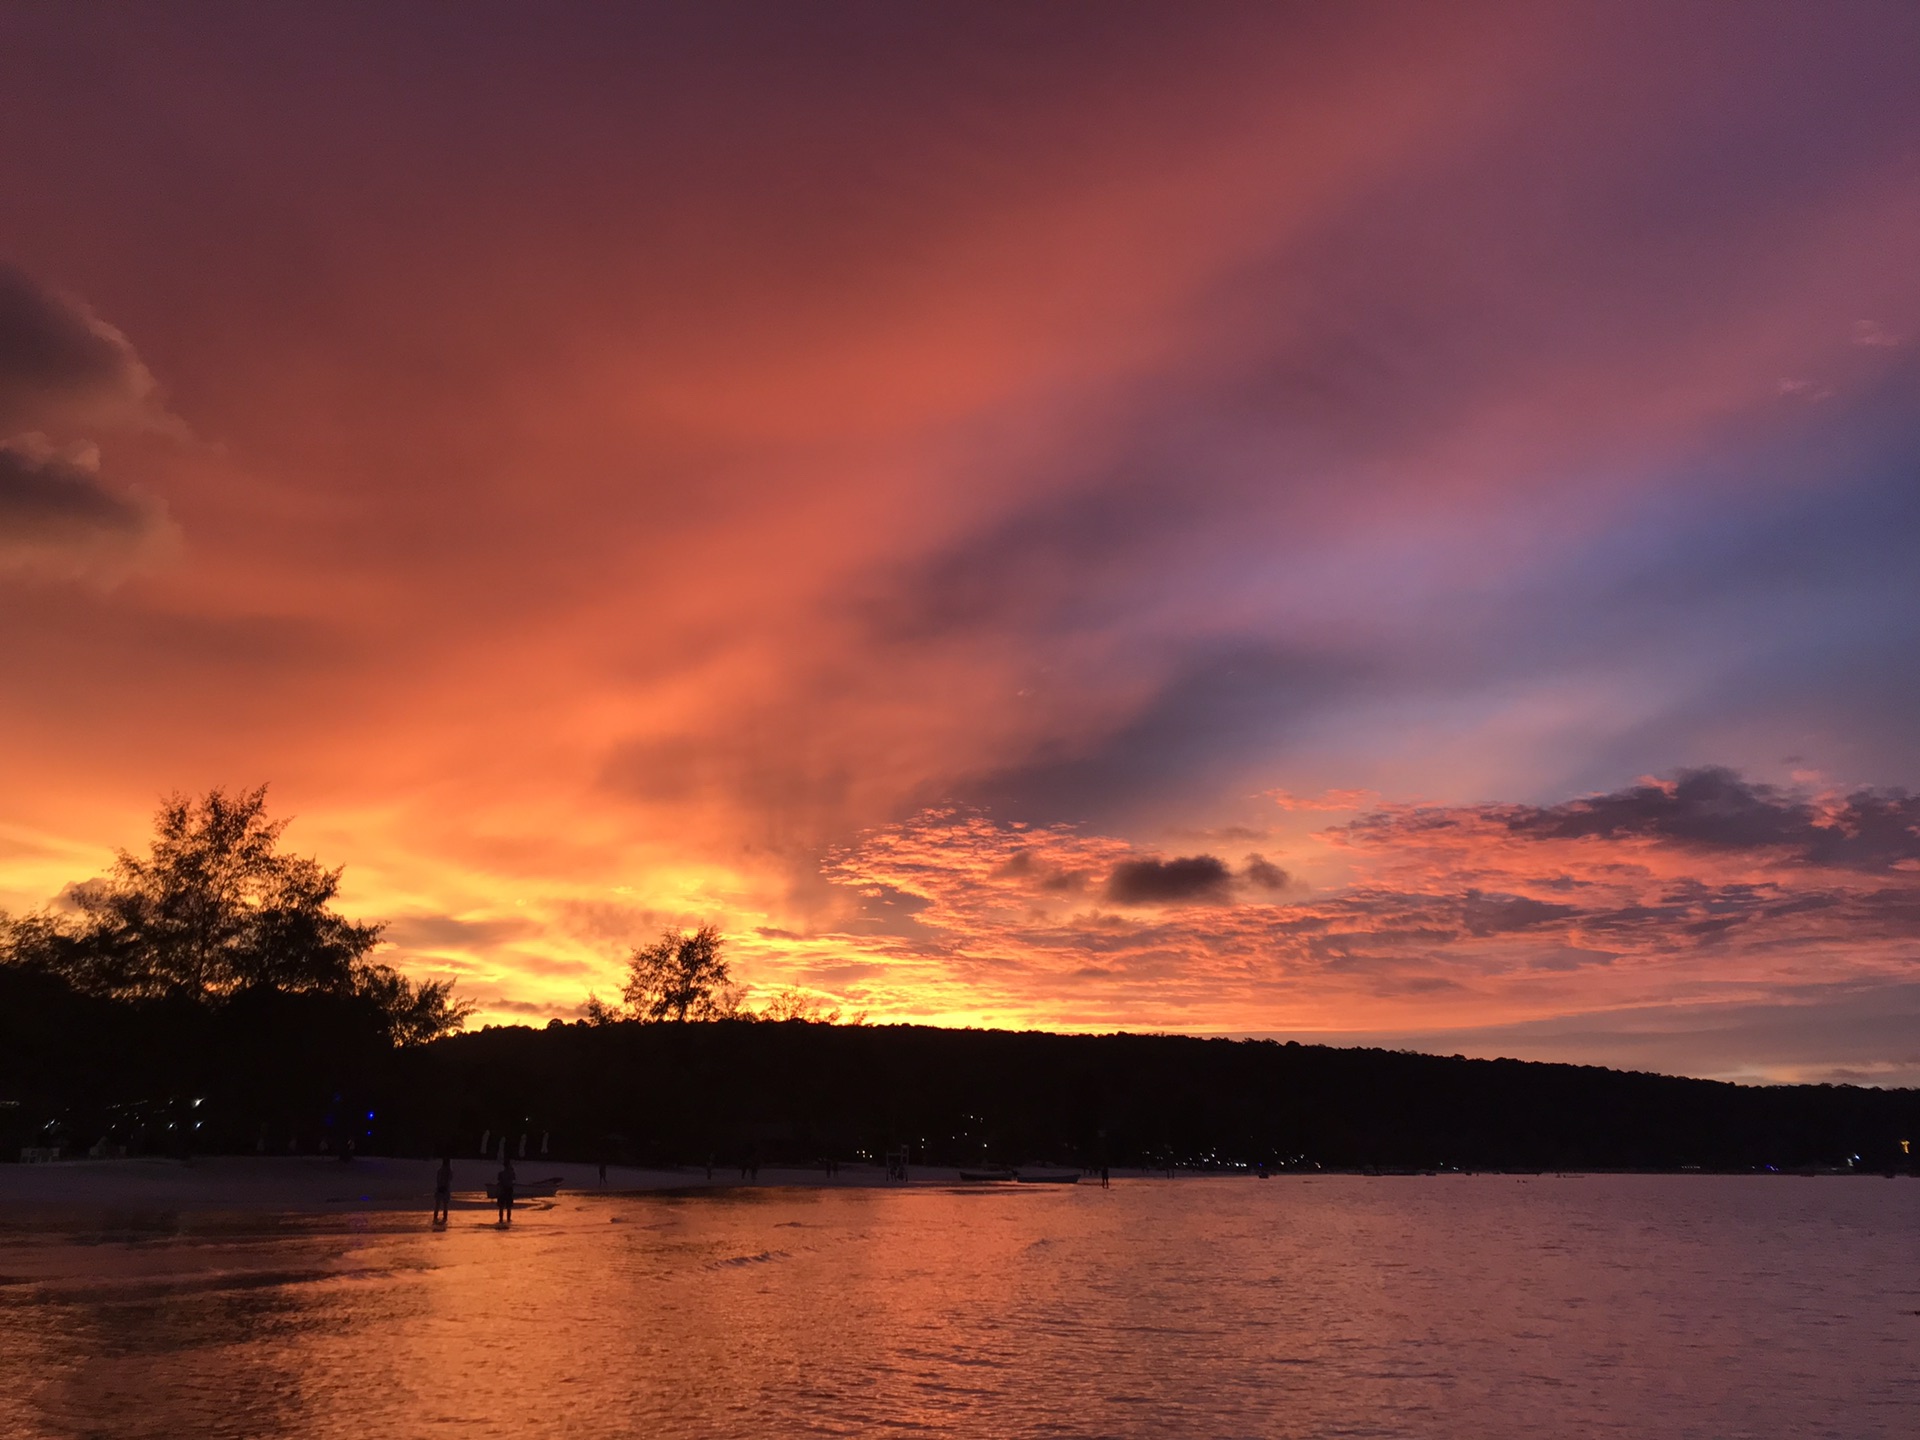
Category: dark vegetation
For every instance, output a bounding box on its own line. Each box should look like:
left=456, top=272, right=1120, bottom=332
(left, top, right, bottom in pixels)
left=2, top=788, right=1915, bottom=1173
left=4, top=989, right=1915, bottom=1172
left=381, top=1021, right=1918, bottom=1175
left=1, top=787, right=469, bottom=1157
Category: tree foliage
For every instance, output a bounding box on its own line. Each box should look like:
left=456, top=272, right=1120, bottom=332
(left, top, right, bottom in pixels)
left=618, top=924, right=738, bottom=1021
left=389, top=1024, right=1920, bottom=1175
left=757, top=987, right=860, bottom=1024
left=0, top=786, right=470, bottom=1045
left=349, top=961, right=474, bottom=1048
left=581, top=991, right=622, bottom=1026
left=584, top=942, right=865, bottom=1026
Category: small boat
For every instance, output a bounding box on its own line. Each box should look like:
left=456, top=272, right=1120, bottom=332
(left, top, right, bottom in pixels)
left=486, top=1176, right=563, bottom=1200
left=957, top=1168, right=1016, bottom=1182
left=1016, top=1170, right=1079, bottom=1184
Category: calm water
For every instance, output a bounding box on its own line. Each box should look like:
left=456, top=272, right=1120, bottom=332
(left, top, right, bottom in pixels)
left=0, top=1177, right=1914, bottom=1438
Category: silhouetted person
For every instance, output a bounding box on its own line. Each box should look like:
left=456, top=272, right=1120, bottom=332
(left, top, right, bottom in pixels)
left=1101, top=1165, right=1110, bottom=1189
left=433, top=1157, right=453, bottom=1224
left=496, top=1156, right=516, bottom=1225
left=598, top=1158, right=608, bottom=1187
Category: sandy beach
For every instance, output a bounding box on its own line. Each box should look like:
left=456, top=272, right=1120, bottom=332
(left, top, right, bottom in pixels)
left=0, top=1155, right=977, bottom=1215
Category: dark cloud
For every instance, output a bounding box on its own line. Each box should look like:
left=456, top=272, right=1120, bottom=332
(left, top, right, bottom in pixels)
left=1243, top=854, right=1290, bottom=892
left=1460, top=890, right=1578, bottom=936
left=0, top=266, right=175, bottom=578
left=1259, top=870, right=1920, bottom=958
left=0, top=262, right=158, bottom=433
left=838, top=882, right=935, bottom=940
left=997, top=847, right=1087, bottom=893
left=1512, top=767, right=1818, bottom=847
left=996, top=848, right=1038, bottom=878
left=1525, top=945, right=1617, bottom=973
left=1344, top=766, right=1920, bottom=874
left=0, top=437, right=171, bottom=576
left=1503, top=766, right=1920, bottom=871
left=485, top=997, right=561, bottom=1018
left=1104, top=853, right=1231, bottom=905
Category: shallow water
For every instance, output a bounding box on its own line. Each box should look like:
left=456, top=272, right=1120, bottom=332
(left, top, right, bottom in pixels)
left=0, top=1176, right=1914, bottom=1438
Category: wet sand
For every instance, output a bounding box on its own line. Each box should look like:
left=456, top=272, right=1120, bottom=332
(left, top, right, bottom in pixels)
left=0, top=1155, right=970, bottom=1214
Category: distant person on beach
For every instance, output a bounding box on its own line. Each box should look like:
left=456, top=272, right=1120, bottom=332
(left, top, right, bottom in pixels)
left=496, top=1156, right=516, bottom=1225
left=433, top=1157, right=453, bottom=1224
left=1101, top=1165, right=1110, bottom=1189
left=598, top=1158, right=607, bottom=1186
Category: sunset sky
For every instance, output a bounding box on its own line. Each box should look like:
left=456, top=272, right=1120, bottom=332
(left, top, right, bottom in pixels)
left=2, top=3, right=1918, bottom=1083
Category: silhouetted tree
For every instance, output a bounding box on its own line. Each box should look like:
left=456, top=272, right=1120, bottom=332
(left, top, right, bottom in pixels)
left=581, top=991, right=622, bottom=1025
left=350, top=962, right=473, bottom=1047
left=756, top=987, right=863, bottom=1024
left=0, top=785, right=470, bottom=1044
left=618, top=924, right=737, bottom=1021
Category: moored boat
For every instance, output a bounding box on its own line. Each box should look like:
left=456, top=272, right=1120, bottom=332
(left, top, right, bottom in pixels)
left=957, top=1168, right=1017, bottom=1182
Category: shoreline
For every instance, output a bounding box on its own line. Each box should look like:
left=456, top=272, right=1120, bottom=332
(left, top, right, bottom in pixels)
left=0, top=1156, right=1902, bottom=1218
left=0, top=1155, right=931, bottom=1216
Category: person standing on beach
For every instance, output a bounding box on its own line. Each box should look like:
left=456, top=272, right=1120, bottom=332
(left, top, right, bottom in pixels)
left=432, top=1157, right=453, bottom=1224
left=496, top=1156, right=516, bottom=1226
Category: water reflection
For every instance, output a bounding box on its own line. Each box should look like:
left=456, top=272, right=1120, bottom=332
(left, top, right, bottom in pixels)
left=2, top=1178, right=1915, bottom=1437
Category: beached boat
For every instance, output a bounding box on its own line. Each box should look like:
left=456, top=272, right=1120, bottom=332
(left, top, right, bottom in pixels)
left=957, top=1168, right=1017, bottom=1182
left=1016, top=1170, right=1079, bottom=1184
left=485, top=1176, right=563, bottom=1200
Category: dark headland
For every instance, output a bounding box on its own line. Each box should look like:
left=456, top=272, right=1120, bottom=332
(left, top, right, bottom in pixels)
left=5, top=969, right=1915, bottom=1176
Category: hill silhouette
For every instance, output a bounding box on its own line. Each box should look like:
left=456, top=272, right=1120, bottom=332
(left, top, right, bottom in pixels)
left=6, top=973, right=1912, bottom=1174
left=389, top=1020, right=1916, bottom=1174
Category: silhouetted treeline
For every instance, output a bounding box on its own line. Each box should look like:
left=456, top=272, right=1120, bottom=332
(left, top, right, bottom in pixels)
left=0, top=788, right=468, bottom=1045
left=0, top=787, right=472, bottom=1157
left=391, top=1021, right=1915, bottom=1174
left=0, top=962, right=412, bottom=1157
left=5, top=991, right=1916, bottom=1169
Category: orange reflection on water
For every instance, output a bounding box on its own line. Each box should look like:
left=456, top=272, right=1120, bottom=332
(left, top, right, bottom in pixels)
left=2, top=1177, right=1916, bottom=1437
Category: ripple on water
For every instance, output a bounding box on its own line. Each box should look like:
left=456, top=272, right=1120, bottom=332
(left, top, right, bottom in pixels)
left=0, top=1177, right=1915, bottom=1439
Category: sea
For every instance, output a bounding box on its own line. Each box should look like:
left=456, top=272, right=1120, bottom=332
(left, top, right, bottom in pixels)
left=1, top=1175, right=1914, bottom=1438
